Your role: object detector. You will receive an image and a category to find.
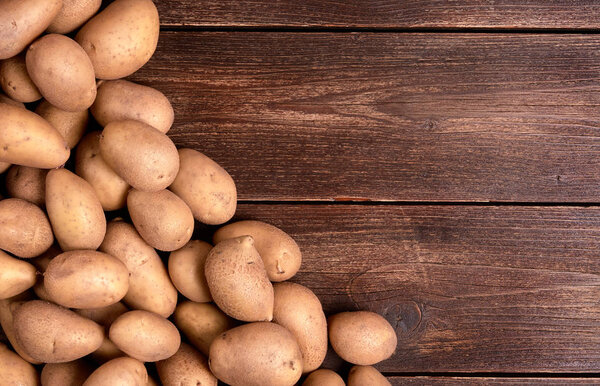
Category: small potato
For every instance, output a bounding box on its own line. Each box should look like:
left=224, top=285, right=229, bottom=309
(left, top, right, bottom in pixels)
left=42, top=360, right=94, bottom=386
left=0, top=292, right=40, bottom=364
left=168, top=241, right=212, bottom=303
left=303, top=369, right=345, bottom=386
left=99, top=120, right=179, bottom=192
left=328, top=311, right=397, bottom=366
left=0, top=54, right=41, bottom=102
left=92, top=80, right=174, bottom=133
left=156, top=343, right=217, bottom=386
left=46, top=168, right=106, bottom=251
left=209, top=322, right=303, bottom=386
left=89, top=337, right=125, bottom=364
left=214, top=220, right=301, bottom=282
left=0, top=250, right=36, bottom=299
left=6, top=166, right=47, bottom=206
left=173, top=301, right=235, bottom=356
left=109, top=310, right=181, bottom=362
left=348, top=366, right=391, bottom=386
left=83, top=357, right=147, bottom=386
left=35, top=100, right=88, bottom=148
left=0, top=198, right=53, bottom=257
left=47, top=0, right=102, bottom=34
left=170, top=148, right=236, bottom=225
left=0, top=92, right=24, bottom=108
left=76, top=301, right=129, bottom=327
left=14, top=300, right=104, bottom=363
left=0, top=103, right=69, bottom=168
left=0, top=343, right=39, bottom=385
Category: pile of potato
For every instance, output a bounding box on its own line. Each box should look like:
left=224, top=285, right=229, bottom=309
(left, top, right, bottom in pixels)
left=0, top=0, right=398, bottom=385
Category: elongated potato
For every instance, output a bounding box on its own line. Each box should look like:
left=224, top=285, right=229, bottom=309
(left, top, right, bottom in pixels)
left=42, top=360, right=94, bottom=386
left=348, top=366, right=391, bottom=386
left=47, top=0, right=102, bottom=34
left=6, top=166, right=48, bottom=206
left=0, top=92, right=24, bottom=108
left=0, top=54, right=41, bottom=102
left=168, top=241, right=213, bottom=303
left=35, top=100, right=88, bottom=148
left=0, top=198, right=53, bottom=257
left=83, top=357, right=147, bottom=386
left=0, top=292, right=40, bottom=364
left=303, top=369, right=345, bottom=386
left=0, top=103, right=69, bottom=168
left=0, top=343, right=39, bottom=385
left=157, top=343, right=217, bottom=386
left=0, top=250, right=36, bottom=299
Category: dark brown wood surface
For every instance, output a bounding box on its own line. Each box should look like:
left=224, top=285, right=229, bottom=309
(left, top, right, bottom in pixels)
left=390, top=378, right=600, bottom=385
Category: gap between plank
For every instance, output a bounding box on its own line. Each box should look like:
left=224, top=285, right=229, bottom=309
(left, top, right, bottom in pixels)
left=382, top=372, right=600, bottom=378
left=237, top=200, right=600, bottom=207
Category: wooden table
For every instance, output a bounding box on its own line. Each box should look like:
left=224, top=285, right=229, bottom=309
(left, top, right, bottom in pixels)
left=138, top=2, right=600, bottom=384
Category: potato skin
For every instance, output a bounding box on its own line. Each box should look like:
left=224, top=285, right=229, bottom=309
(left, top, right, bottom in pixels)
left=109, top=310, right=181, bottom=362
left=328, top=311, right=397, bottom=366
left=348, top=366, right=391, bottom=386
left=89, top=337, right=125, bottom=364
left=83, top=357, right=147, bottom=386
left=14, top=300, right=104, bottom=363
left=92, top=80, right=174, bottom=133
left=0, top=103, right=69, bottom=168
left=0, top=292, right=40, bottom=364
left=170, top=148, right=236, bottom=225
left=0, top=198, right=53, bottom=257
left=0, top=343, right=39, bottom=386
left=168, top=241, right=213, bottom=303
left=41, top=360, right=94, bottom=386
left=30, top=245, right=61, bottom=302
left=156, top=343, right=217, bottom=386
left=214, top=220, right=301, bottom=282
left=75, top=0, right=159, bottom=79
left=47, top=0, right=102, bottom=34
left=35, top=100, right=88, bottom=148
left=0, top=250, right=36, bottom=299
left=6, top=166, right=48, bottom=206
left=26, top=34, right=96, bottom=112
left=0, top=92, right=24, bottom=108
left=302, top=369, right=345, bottom=386
left=75, top=301, right=129, bottom=327
left=0, top=54, right=41, bottom=103
left=209, top=322, right=303, bottom=386
left=99, top=120, right=179, bottom=192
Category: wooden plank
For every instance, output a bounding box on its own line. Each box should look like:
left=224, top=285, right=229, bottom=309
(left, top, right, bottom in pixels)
left=390, top=378, right=600, bottom=385
left=231, top=204, right=600, bottom=372
left=155, top=1, right=600, bottom=30
left=131, top=32, right=600, bottom=202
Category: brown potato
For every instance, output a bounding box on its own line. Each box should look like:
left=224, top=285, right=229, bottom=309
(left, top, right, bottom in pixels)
left=0, top=161, right=10, bottom=173
left=13, top=300, right=104, bottom=363
left=214, top=220, right=301, bottom=282
left=46, top=168, right=106, bottom=251
left=273, top=282, right=327, bottom=373
left=0, top=250, right=36, bottom=299
left=92, top=80, right=174, bottom=133
left=47, top=0, right=102, bottom=34
left=35, top=100, right=88, bottom=148
left=0, top=292, right=40, bottom=364
left=0, top=92, right=24, bottom=108
left=30, top=245, right=61, bottom=302
left=168, top=240, right=213, bottom=303
left=205, top=236, right=274, bottom=322
left=75, top=0, right=159, bottom=79
left=109, top=310, right=181, bottom=362
left=26, top=34, right=96, bottom=112
left=328, top=311, right=397, bottom=366
left=99, top=120, right=179, bottom=192
left=0, top=103, right=69, bottom=168
left=170, top=148, right=236, bottom=225
left=209, top=322, right=303, bottom=386
left=0, top=54, right=41, bottom=102
left=6, top=166, right=47, bottom=206
left=0, top=198, right=53, bottom=257
left=303, top=369, right=345, bottom=386
left=83, top=357, right=147, bottom=386
left=76, top=301, right=129, bottom=327
left=156, top=343, right=217, bottom=386
left=348, top=366, right=391, bottom=386
left=42, top=360, right=94, bottom=386
left=0, top=0, right=63, bottom=59
left=0, top=343, right=39, bottom=385
left=89, top=337, right=125, bottom=364
left=173, top=301, right=235, bottom=356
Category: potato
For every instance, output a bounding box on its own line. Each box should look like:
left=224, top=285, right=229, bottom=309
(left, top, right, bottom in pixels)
left=328, top=311, right=397, bottom=366
left=303, top=369, right=345, bottom=386
left=83, top=357, right=147, bottom=386
left=0, top=343, right=39, bottom=386
left=173, top=301, right=235, bottom=356
left=209, top=322, right=303, bottom=386
left=214, top=220, right=301, bottom=282
left=0, top=54, right=41, bottom=102
left=99, top=120, right=179, bottom=192
left=26, top=34, right=96, bottom=112
left=13, top=300, right=104, bottom=363
left=109, top=310, right=181, bottom=362
left=0, top=250, right=36, bottom=299
left=273, top=282, right=327, bottom=373
left=30, top=245, right=61, bottom=302
left=46, top=168, right=106, bottom=251
left=0, top=103, right=69, bottom=168
left=75, top=132, right=129, bottom=211
left=168, top=241, right=213, bottom=303
left=47, top=0, right=102, bottom=34
left=156, top=343, right=217, bottom=386
left=0, top=92, right=24, bottom=108
left=92, top=80, right=174, bottom=133
left=348, top=366, right=391, bottom=386
left=100, top=220, right=178, bottom=317
left=42, top=360, right=94, bottom=386
left=0, top=198, right=53, bottom=257
left=0, top=292, right=40, bottom=364
left=35, top=100, right=88, bottom=148
left=76, top=302, right=129, bottom=327
left=0, top=0, right=63, bottom=59
left=170, top=148, right=236, bottom=225
left=205, top=236, right=273, bottom=322
left=89, top=337, right=125, bottom=364
left=6, top=166, right=47, bottom=206
left=44, top=250, right=129, bottom=309
left=75, top=0, right=159, bottom=79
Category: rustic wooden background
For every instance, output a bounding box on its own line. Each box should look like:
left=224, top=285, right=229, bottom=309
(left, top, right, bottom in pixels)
left=141, top=1, right=600, bottom=384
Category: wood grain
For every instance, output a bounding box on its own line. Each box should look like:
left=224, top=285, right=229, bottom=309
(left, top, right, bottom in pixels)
left=155, top=1, right=600, bottom=29
left=131, top=32, right=600, bottom=202
left=390, top=378, right=600, bottom=385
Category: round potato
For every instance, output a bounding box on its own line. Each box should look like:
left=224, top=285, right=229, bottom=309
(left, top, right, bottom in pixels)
left=170, top=148, right=236, bottom=225
left=83, top=357, right=147, bottom=386
left=75, top=0, right=159, bottom=79
left=0, top=0, right=63, bottom=59
left=0, top=103, right=69, bottom=168
left=168, top=240, right=212, bottom=302
left=156, top=343, right=217, bottom=386
left=35, top=100, right=88, bottom=148
left=0, top=292, right=40, bottom=364
left=173, top=301, right=235, bottom=356
left=303, top=369, right=345, bottom=386
left=214, top=220, right=301, bottom=282
left=6, top=165, right=47, bottom=206
left=13, top=300, right=104, bottom=363
left=99, top=120, right=179, bottom=192
left=0, top=343, right=39, bottom=386
left=110, top=310, right=181, bottom=362
left=209, top=322, right=303, bottom=386
left=328, top=311, right=397, bottom=366
left=42, top=360, right=94, bottom=386
left=0, top=92, right=24, bottom=108
left=348, top=366, right=391, bottom=386
left=0, top=54, right=41, bottom=102
left=0, top=250, right=36, bottom=300
left=0, top=198, right=53, bottom=257
left=92, top=80, right=174, bottom=133
left=48, top=0, right=102, bottom=34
